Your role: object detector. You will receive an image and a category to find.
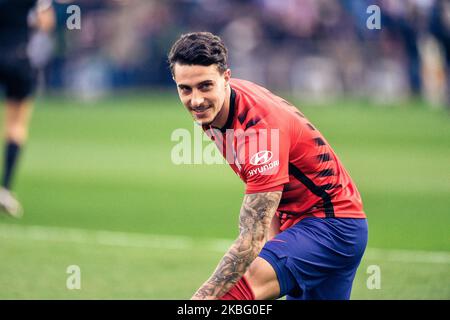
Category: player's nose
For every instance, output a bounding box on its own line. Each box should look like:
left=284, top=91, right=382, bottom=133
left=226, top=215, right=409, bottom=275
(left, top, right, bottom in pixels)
left=190, top=90, right=204, bottom=107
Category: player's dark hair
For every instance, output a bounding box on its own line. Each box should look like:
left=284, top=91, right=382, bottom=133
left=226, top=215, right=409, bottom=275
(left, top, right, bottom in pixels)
left=168, top=32, right=228, bottom=76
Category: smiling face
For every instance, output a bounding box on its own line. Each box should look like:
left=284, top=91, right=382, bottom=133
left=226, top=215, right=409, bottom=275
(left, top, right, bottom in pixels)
left=173, top=63, right=231, bottom=127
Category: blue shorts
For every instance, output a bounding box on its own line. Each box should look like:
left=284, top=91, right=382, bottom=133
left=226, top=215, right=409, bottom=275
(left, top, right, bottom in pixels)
left=259, top=217, right=368, bottom=300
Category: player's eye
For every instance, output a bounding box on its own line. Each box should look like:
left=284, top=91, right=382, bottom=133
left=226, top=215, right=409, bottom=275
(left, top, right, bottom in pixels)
left=179, top=86, right=191, bottom=94
left=199, top=83, right=212, bottom=91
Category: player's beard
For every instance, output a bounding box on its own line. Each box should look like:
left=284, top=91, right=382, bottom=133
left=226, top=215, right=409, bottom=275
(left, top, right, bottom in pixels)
left=191, top=103, right=219, bottom=126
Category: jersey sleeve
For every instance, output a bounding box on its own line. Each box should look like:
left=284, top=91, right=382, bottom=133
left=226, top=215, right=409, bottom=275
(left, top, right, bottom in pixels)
left=235, top=123, right=290, bottom=194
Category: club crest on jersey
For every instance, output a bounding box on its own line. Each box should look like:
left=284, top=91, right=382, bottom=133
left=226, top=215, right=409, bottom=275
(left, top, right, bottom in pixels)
left=250, top=151, right=273, bottom=165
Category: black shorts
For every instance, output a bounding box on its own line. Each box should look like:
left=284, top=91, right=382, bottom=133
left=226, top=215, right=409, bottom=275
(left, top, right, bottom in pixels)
left=0, top=51, right=36, bottom=101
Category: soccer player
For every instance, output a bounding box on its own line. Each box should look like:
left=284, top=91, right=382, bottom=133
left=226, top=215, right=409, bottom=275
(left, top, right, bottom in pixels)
left=0, top=0, right=55, bottom=217
left=168, top=32, right=368, bottom=300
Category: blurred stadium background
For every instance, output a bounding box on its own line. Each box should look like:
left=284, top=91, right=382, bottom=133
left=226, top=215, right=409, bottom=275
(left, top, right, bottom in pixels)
left=0, top=0, right=449, bottom=299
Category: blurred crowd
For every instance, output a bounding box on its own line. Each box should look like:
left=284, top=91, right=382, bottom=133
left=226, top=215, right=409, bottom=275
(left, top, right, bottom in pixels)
left=36, top=0, right=450, bottom=106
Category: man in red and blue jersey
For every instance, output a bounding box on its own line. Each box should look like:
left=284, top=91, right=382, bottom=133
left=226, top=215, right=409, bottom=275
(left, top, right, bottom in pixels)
left=168, top=32, right=368, bottom=300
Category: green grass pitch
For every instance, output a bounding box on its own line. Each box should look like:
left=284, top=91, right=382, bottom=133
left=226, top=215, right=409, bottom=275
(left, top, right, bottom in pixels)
left=0, top=93, right=449, bottom=299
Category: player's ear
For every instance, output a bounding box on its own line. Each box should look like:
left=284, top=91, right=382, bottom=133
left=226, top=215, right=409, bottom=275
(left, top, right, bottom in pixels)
left=171, top=70, right=177, bottom=82
left=223, top=69, right=231, bottom=86
left=172, top=64, right=180, bottom=82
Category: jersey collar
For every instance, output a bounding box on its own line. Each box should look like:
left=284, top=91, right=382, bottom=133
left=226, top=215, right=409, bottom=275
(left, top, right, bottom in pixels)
left=219, top=88, right=236, bottom=133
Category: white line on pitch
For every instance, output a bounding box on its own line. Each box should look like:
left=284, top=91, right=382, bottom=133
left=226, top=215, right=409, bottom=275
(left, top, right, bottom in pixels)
left=0, top=223, right=449, bottom=264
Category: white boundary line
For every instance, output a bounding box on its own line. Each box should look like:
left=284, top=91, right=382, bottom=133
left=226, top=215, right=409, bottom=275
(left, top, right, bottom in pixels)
left=0, top=223, right=449, bottom=264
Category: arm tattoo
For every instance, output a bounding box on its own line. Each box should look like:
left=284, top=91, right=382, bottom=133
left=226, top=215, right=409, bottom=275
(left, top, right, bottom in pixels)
left=192, top=191, right=282, bottom=299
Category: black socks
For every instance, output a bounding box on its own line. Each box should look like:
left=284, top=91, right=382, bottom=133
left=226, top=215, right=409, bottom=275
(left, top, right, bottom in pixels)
left=2, top=141, right=21, bottom=190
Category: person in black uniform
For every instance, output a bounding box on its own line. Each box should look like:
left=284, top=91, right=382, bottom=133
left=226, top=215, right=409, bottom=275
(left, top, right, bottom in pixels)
left=0, top=0, right=55, bottom=217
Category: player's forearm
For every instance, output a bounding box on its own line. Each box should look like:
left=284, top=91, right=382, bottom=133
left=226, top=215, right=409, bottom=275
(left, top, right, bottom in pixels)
left=37, top=8, right=55, bottom=32
left=192, top=191, right=282, bottom=300
left=192, top=234, right=264, bottom=300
